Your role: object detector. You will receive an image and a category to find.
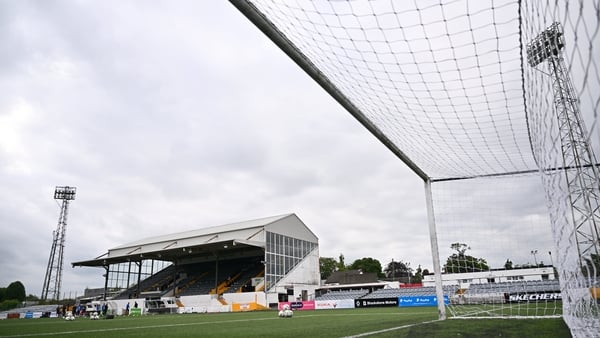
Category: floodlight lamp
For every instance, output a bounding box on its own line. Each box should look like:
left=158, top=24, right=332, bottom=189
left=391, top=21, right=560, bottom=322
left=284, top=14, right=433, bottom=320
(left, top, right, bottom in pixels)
left=526, top=22, right=564, bottom=67
left=54, top=186, right=77, bottom=200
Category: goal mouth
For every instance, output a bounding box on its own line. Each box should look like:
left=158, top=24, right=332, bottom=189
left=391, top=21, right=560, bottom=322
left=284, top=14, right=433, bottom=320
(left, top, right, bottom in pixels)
left=231, top=1, right=600, bottom=336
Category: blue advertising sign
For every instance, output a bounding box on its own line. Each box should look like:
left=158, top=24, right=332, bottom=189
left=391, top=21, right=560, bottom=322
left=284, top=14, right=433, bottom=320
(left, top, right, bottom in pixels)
left=397, top=295, right=449, bottom=307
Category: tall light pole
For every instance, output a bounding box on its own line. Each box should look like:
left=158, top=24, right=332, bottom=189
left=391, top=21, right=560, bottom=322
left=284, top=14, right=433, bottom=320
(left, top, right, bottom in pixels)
left=527, top=21, right=600, bottom=274
left=531, top=250, right=539, bottom=267
left=548, top=251, right=558, bottom=279
left=41, top=186, right=76, bottom=301
left=527, top=22, right=600, bottom=332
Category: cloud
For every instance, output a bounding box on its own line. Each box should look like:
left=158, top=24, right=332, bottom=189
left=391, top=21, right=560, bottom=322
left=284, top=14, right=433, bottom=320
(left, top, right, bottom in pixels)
left=0, top=0, right=557, bottom=297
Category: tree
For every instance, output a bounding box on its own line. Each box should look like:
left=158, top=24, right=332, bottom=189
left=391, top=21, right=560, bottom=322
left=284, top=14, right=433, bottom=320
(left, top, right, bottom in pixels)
left=0, top=288, right=5, bottom=302
left=504, top=259, right=513, bottom=270
left=26, top=294, right=39, bottom=302
left=5, top=281, right=25, bottom=302
left=384, top=259, right=411, bottom=282
left=337, top=254, right=346, bottom=271
left=319, top=257, right=338, bottom=280
left=413, top=265, right=424, bottom=284
left=450, top=243, right=470, bottom=255
left=444, top=243, right=489, bottom=273
left=349, top=257, right=384, bottom=278
left=0, top=300, right=19, bottom=311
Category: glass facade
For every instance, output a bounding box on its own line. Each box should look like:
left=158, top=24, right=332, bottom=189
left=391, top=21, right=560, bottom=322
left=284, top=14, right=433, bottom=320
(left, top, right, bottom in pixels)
left=108, top=259, right=171, bottom=290
left=265, top=231, right=317, bottom=290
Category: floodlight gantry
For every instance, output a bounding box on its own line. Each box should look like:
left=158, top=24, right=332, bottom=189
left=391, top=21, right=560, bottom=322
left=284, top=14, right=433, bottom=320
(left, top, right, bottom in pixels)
left=41, top=186, right=76, bottom=301
left=527, top=22, right=600, bottom=274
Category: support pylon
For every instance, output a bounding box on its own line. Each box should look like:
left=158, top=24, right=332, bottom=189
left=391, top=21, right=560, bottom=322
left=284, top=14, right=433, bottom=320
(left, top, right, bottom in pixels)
left=41, top=186, right=76, bottom=301
left=527, top=22, right=600, bottom=276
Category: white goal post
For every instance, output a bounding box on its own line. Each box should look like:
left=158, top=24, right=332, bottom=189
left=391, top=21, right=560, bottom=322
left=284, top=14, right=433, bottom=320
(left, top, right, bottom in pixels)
left=230, top=1, right=600, bottom=337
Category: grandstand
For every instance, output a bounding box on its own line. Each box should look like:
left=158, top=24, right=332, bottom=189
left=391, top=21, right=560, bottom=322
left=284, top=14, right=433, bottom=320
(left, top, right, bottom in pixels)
left=315, top=289, right=370, bottom=301
left=0, top=305, right=59, bottom=319
left=466, top=280, right=561, bottom=295
left=361, top=285, right=459, bottom=299
left=71, top=213, right=320, bottom=312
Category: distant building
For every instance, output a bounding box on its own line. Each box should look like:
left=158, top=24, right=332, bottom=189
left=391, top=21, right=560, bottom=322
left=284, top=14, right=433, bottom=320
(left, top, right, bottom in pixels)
left=422, top=266, right=557, bottom=288
left=325, top=270, right=378, bottom=285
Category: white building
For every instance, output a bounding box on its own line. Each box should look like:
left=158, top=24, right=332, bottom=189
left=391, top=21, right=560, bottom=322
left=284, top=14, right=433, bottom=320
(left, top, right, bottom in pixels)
left=422, top=267, right=556, bottom=288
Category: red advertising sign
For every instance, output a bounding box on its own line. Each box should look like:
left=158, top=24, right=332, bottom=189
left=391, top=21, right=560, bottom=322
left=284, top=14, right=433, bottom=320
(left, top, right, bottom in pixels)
left=278, top=300, right=315, bottom=311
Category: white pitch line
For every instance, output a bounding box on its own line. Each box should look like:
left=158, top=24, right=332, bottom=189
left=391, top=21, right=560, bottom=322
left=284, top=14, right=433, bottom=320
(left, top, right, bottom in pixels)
left=342, top=319, right=440, bottom=338
left=1, top=311, right=441, bottom=337
left=0, top=317, right=278, bottom=337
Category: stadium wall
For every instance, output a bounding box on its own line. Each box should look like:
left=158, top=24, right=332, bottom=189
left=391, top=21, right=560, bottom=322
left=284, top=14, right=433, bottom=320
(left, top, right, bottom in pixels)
left=178, top=292, right=267, bottom=313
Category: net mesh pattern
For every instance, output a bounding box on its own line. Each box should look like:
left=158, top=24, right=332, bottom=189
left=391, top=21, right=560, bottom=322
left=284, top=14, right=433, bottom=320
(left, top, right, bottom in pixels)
left=432, top=174, right=561, bottom=318
left=248, top=0, right=535, bottom=180
left=236, top=1, right=600, bottom=336
left=521, top=1, right=600, bottom=335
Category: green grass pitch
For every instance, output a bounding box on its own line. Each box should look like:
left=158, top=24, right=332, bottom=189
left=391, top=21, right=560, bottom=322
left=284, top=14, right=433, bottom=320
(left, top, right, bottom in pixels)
left=0, top=307, right=571, bottom=337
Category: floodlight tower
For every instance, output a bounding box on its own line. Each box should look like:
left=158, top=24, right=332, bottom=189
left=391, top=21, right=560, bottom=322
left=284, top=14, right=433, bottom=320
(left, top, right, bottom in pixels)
left=527, top=22, right=600, bottom=273
left=41, top=186, right=76, bottom=301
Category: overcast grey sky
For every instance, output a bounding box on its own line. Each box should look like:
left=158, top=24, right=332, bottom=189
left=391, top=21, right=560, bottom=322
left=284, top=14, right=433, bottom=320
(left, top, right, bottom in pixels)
left=0, top=1, right=556, bottom=298
left=0, top=1, right=430, bottom=297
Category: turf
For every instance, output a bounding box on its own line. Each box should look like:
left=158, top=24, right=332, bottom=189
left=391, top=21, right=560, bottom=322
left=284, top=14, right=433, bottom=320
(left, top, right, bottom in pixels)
left=0, top=308, right=571, bottom=337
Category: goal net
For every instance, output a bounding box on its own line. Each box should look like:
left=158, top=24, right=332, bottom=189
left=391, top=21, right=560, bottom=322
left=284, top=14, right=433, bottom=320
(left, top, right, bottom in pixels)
left=230, top=1, right=600, bottom=336
left=431, top=174, right=561, bottom=318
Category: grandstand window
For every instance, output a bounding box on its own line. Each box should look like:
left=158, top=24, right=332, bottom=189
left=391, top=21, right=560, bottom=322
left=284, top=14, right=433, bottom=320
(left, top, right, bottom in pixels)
left=264, top=231, right=317, bottom=290
left=267, top=232, right=273, bottom=251
left=278, top=234, right=284, bottom=253
left=104, top=259, right=171, bottom=295
left=293, top=238, right=298, bottom=257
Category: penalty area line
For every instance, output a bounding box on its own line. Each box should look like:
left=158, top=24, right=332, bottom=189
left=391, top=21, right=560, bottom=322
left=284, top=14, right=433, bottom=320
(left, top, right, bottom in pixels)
left=342, top=319, right=440, bottom=338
